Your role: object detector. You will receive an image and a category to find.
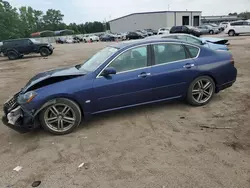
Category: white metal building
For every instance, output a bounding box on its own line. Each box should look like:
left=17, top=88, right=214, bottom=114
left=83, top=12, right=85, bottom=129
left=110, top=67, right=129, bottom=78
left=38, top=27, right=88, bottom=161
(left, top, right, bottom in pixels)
left=109, top=11, right=202, bottom=33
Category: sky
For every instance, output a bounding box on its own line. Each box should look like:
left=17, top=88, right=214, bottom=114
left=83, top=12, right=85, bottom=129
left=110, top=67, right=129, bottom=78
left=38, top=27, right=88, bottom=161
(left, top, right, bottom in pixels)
left=8, top=0, right=250, bottom=24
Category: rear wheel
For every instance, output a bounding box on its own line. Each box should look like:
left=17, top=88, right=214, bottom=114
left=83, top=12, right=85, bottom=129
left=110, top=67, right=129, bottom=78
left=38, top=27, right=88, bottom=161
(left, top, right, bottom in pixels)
left=39, top=98, right=82, bottom=135
left=40, top=47, right=50, bottom=57
left=209, top=30, right=214, bottom=34
left=228, top=30, right=235, bottom=36
left=187, top=76, right=215, bottom=106
left=7, top=51, right=18, bottom=60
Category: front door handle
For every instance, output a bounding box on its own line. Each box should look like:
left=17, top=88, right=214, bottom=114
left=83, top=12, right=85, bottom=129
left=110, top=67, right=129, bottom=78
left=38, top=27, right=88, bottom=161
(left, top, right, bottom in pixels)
left=183, top=63, right=195, bottom=69
left=138, top=72, right=151, bottom=78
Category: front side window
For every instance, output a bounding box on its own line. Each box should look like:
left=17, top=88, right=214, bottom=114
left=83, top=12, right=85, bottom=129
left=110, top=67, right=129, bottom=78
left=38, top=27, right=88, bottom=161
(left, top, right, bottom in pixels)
left=153, top=43, right=187, bottom=65
left=107, top=46, right=147, bottom=73
left=80, top=47, right=118, bottom=72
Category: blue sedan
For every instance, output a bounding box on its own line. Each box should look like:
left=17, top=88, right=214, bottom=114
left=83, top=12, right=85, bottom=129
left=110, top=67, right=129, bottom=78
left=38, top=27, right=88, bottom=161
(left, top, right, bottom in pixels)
left=2, top=39, right=237, bottom=135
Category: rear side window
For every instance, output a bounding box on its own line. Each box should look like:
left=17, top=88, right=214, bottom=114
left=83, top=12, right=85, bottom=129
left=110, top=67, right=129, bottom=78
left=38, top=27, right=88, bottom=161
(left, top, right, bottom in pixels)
left=162, top=35, right=177, bottom=39
left=231, top=22, right=243, bottom=26
left=153, top=43, right=187, bottom=65
left=185, top=45, right=199, bottom=58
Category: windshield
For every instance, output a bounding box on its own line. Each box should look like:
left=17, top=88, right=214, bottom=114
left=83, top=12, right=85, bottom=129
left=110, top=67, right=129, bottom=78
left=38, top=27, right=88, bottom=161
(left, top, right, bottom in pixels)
left=79, top=47, right=118, bottom=72
left=30, top=38, right=40, bottom=43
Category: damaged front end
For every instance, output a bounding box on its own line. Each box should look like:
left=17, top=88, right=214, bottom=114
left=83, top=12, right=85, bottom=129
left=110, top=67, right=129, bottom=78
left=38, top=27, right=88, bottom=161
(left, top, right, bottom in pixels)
left=2, top=92, right=38, bottom=133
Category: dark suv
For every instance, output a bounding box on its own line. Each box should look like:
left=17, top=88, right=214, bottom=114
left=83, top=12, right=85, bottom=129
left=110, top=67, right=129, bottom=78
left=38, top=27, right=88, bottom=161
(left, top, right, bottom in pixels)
left=2, top=38, right=54, bottom=60
left=170, top=26, right=201, bottom=37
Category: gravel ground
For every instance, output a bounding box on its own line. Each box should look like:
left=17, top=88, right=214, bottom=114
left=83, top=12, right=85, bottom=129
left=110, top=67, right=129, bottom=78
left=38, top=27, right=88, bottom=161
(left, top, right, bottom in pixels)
left=0, top=36, right=249, bottom=188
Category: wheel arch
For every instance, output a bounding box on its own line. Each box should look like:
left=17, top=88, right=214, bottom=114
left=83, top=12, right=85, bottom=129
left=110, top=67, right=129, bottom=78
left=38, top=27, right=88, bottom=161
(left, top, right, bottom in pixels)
left=228, top=29, right=235, bottom=35
left=34, top=95, right=84, bottom=119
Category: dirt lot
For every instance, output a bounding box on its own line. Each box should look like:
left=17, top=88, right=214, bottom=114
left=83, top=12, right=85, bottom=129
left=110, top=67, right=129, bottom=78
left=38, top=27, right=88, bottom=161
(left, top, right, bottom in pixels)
left=0, top=36, right=250, bottom=188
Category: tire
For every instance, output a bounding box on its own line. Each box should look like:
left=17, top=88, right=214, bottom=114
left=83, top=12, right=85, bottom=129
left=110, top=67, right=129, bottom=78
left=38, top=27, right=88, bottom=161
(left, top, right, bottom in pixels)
left=39, top=98, right=82, bottom=135
left=209, top=30, right=214, bottom=35
left=7, top=50, right=18, bottom=60
left=84, top=39, right=87, bottom=43
left=49, top=50, right=53, bottom=55
left=40, top=47, right=50, bottom=57
left=228, top=30, right=235, bottom=36
left=186, top=76, right=215, bottom=106
left=90, top=38, right=93, bottom=43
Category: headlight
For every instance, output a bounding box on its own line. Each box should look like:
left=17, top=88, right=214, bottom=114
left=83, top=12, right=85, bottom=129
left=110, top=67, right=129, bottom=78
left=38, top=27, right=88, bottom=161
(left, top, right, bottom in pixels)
left=17, top=91, right=37, bottom=104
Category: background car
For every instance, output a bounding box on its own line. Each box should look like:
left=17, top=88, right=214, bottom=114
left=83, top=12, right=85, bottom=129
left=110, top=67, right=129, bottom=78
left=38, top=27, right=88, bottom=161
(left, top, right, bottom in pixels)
left=82, top=34, right=99, bottom=43
left=201, top=25, right=220, bottom=34
left=135, top=30, right=148, bottom=37
left=145, top=29, right=157, bottom=35
left=170, top=26, right=201, bottom=37
left=126, top=32, right=144, bottom=40
left=2, top=38, right=54, bottom=60
left=99, top=34, right=116, bottom=41
left=147, top=33, right=229, bottom=51
left=224, top=20, right=250, bottom=36
left=197, top=26, right=210, bottom=35
left=158, top=27, right=170, bottom=35
left=2, top=39, right=237, bottom=135
left=206, top=23, right=223, bottom=31
left=73, top=36, right=83, bottom=42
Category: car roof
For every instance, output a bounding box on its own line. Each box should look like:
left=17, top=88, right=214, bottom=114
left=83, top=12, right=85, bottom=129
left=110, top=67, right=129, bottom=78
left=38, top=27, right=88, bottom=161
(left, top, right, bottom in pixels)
left=3, top=38, right=31, bottom=43
left=110, top=38, right=195, bottom=49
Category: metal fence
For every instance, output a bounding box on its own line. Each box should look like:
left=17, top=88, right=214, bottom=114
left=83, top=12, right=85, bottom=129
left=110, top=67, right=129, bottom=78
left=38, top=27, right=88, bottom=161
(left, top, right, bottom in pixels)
left=34, top=31, right=108, bottom=43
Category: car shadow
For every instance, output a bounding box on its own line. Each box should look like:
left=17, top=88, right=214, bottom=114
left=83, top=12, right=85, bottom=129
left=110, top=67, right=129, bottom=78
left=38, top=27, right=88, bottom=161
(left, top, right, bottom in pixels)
left=78, top=99, right=187, bottom=130
left=0, top=55, right=45, bottom=62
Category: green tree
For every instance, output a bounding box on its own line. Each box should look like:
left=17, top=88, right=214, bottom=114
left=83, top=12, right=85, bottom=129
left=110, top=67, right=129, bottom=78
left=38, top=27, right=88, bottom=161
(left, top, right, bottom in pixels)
left=0, top=0, right=22, bottom=40
left=43, top=9, right=64, bottom=30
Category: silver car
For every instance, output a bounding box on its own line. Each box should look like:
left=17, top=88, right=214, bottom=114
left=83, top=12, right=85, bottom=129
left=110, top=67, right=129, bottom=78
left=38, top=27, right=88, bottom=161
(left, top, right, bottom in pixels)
left=201, top=25, right=220, bottom=34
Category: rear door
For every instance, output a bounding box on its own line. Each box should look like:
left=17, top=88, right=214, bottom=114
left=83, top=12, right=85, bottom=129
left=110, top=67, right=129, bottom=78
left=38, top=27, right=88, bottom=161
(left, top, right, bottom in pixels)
left=242, top=21, right=250, bottom=33
left=150, top=42, right=200, bottom=100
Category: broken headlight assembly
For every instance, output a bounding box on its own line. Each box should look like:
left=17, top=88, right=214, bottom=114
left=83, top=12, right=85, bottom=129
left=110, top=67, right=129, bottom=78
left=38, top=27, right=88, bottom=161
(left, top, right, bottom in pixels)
left=17, top=91, right=37, bottom=104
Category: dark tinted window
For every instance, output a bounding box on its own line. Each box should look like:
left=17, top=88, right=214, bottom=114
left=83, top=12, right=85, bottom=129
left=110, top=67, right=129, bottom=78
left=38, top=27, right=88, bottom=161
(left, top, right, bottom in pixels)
left=231, top=22, right=243, bottom=26
left=242, top=21, right=250, bottom=26
left=108, top=46, right=147, bottom=73
left=185, top=45, right=199, bottom=58
left=153, top=43, right=187, bottom=65
left=162, top=35, right=178, bottom=39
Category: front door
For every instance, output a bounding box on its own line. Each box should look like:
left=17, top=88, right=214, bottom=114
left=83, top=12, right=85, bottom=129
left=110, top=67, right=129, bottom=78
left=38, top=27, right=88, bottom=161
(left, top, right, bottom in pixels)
left=93, top=45, right=152, bottom=113
left=150, top=43, right=200, bottom=100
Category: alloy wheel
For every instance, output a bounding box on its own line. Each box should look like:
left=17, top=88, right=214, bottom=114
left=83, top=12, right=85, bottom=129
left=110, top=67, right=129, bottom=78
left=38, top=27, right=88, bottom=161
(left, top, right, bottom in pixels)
left=192, top=79, right=213, bottom=104
left=44, top=104, right=76, bottom=133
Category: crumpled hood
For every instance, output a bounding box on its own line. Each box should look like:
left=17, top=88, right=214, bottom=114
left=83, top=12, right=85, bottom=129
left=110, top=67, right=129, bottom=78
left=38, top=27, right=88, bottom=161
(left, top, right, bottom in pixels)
left=202, top=37, right=228, bottom=45
left=22, top=66, right=85, bottom=93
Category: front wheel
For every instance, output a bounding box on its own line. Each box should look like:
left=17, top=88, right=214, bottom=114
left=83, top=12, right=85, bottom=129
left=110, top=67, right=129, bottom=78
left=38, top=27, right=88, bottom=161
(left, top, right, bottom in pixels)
left=209, top=30, right=214, bottom=35
left=187, top=76, right=215, bottom=106
left=40, top=47, right=50, bottom=57
left=39, top=98, right=82, bottom=135
left=228, top=30, right=235, bottom=36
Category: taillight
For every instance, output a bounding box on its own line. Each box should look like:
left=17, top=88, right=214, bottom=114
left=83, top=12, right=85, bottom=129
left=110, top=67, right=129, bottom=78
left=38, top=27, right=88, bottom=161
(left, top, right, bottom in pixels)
left=230, top=56, right=235, bottom=66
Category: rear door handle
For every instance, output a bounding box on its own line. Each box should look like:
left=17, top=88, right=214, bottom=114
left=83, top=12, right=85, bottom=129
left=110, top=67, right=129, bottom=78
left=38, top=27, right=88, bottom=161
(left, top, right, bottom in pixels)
left=138, top=72, right=151, bottom=78
left=183, top=64, right=195, bottom=69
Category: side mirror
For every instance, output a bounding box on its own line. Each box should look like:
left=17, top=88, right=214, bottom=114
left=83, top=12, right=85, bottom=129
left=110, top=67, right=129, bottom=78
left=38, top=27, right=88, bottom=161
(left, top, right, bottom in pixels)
left=201, top=41, right=207, bottom=45
left=101, top=67, right=116, bottom=76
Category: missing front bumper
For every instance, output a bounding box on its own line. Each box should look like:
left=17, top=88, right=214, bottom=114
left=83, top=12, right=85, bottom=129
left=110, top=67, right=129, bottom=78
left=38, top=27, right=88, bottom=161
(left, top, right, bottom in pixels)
left=2, top=102, right=36, bottom=133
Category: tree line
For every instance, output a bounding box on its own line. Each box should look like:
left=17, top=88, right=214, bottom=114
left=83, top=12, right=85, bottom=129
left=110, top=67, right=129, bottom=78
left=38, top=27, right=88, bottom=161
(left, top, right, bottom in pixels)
left=228, top=11, right=250, bottom=19
left=0, top=0, right=110, bottom=41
